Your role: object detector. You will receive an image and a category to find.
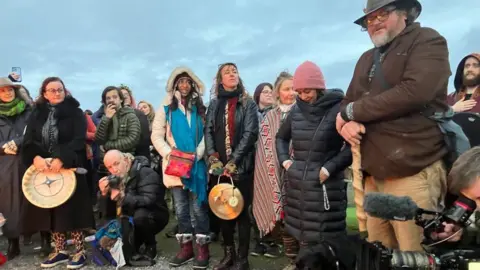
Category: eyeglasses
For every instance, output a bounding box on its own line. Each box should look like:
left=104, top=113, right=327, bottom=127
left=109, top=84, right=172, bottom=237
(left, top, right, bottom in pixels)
left=361, top=7, right=395, bottom=31
left=46, top=88, right=64, bottom=94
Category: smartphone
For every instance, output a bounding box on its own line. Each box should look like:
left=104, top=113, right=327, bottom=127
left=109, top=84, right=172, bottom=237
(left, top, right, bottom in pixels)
left=11, top=67, right=22, bottom=82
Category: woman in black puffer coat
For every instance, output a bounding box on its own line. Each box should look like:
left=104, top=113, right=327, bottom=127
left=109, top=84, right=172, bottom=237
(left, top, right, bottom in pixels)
left=276, top=61, right=354, bottom=269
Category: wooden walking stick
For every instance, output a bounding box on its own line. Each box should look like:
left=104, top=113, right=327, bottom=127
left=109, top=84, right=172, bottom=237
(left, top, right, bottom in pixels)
left=352, top=144, right=368, bottom=238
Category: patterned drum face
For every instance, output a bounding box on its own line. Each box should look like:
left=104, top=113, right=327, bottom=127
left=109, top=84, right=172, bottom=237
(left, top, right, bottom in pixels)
left=22, top=159, right=77, bottom=209
left=208, top=175, right=244, bottom=220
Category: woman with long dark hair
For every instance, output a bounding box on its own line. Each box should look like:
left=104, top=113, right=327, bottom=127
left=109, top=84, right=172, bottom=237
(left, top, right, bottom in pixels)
left=22, top=77, right=94, bottom=269
left=151, top=67, right=210, bottom=269
left=205, top=63, right=259, bottom=270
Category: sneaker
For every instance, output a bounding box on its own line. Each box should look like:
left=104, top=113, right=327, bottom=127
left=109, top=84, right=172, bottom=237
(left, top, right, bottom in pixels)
left=41, top=251, right=69, bottom=268
left=67, top=251, right=87, bottom=269
left=144, top=245, right=157, bottom=260
left=250, top=242, right=267, bottom=256
left=264, top=244, right=281, bottom=258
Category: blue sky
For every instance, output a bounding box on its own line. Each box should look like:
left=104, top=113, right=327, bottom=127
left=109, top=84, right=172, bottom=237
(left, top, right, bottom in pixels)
left=1, top=0, right=478, bottom=111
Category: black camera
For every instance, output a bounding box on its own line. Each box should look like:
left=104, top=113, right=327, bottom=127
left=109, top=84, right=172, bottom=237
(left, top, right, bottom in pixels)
left=107, top=175, right=121, bottom=190
left=357, top=194, right=480, bottom=270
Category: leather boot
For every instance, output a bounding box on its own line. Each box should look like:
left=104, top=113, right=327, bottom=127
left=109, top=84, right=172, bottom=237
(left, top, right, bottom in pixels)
left=7, top=238, right=20, bottom=260
left=39, top=231, right=52, bottom=257
left=213, top=245, right=236, bottom=270
left=169, top=234, right=194, bottom=267
left=193, top=234, right=210, bottom=269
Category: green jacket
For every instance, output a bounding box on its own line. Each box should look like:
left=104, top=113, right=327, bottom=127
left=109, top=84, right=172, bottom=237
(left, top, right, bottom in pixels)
left=95, top=106, right=141, bottom=155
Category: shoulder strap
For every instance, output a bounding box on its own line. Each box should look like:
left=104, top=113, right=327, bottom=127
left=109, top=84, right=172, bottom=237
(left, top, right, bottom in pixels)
left=373, top=49, right=391, bottom=90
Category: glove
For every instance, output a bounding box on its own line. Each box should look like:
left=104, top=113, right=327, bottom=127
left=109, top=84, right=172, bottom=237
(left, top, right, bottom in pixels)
left=208, top=156, right=224, bottom=175
left=225, top=161, right=237, bottom=174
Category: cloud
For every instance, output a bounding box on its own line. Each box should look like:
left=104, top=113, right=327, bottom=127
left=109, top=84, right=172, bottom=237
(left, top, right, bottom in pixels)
left=0, top=0, right=477, bottom=110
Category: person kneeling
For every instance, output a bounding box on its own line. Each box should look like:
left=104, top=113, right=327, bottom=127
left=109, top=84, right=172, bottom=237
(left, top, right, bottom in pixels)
left=99, top=150, right=169, bottom=265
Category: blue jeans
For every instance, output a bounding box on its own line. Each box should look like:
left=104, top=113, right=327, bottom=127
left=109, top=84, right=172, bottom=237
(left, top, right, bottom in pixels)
left=171, top=187, right=209, bottom=235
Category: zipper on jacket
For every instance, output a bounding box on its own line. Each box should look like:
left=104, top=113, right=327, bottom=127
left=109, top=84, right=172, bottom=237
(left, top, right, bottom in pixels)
left=299, top=116, right=325, bottom=237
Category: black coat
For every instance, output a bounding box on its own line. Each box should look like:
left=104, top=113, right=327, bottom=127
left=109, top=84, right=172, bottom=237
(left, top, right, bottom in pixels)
left=0, top=98, right=32, bottom=238
left=205, top=95, right=259, bottom=175
left=21, top=96, right=94, bottom=233
left=276, top=89, right=352, bottom=243
left=120, top=156, right=169, bottom=222
left=134, top=109, right=152, bottom=161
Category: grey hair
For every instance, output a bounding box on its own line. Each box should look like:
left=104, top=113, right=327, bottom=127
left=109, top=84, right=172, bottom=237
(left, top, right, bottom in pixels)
left=394, top=2, right=420, bottom=25
left=448, top=147, right=480, bottom=195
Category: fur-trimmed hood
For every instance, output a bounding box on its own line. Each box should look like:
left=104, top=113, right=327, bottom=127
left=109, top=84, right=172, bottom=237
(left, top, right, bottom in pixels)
left=166, top=66, right=205, bottom=95
left=161, top=90, right=201, bottom=107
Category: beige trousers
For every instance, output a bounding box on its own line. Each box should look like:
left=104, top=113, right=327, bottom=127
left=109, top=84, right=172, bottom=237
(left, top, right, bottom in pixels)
left=365, top=160, right=447, bottom=251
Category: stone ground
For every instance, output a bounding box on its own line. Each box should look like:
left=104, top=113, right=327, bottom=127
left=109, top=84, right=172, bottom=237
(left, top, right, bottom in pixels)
left=0, top=221, right=290, bottom=270
left=1, top=183, right=355, bottom=269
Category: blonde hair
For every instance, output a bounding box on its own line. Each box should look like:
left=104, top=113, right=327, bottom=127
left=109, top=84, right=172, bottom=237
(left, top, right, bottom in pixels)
left=138, top=100, right=155, bottom=124
left=273, top=71, right=293, bottom=106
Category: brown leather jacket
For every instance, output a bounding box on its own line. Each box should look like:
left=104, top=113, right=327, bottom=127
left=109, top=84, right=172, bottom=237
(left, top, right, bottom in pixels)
left=341, top=22, right=449, bottom=180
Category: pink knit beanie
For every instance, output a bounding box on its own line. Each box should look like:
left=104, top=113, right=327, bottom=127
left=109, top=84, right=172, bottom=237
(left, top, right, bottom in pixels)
left=293, top=61, right=326, bottom=91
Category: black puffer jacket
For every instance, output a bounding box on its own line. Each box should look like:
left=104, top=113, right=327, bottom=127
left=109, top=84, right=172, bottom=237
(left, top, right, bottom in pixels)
left=205, top=95, right=259, bottom=175
left=276, top=89, right=352, bottom=243
left=121, top=156, right=168, bottom=218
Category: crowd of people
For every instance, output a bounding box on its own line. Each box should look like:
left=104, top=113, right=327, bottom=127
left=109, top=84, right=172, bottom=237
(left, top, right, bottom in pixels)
left=0, top=0, right=479, bottom=269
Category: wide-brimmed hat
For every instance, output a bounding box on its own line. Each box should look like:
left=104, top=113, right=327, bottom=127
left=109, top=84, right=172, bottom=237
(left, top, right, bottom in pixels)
left=0, top=77, right=24, bottom=89
left=354, top=0, right=422, bottom=26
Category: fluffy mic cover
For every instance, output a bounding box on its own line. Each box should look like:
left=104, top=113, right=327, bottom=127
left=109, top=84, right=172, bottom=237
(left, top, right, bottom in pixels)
left=364, top=192, right=419, bottom=221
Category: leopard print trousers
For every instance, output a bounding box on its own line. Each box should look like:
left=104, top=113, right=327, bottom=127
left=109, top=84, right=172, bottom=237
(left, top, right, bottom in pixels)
left=52, top=231, right=85, bottom=253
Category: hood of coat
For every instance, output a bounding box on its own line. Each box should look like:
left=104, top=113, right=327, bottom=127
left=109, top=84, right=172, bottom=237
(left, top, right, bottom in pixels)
left=454, top=53, right=480, bottom=92
left=166, top=66, right=205, bottom=95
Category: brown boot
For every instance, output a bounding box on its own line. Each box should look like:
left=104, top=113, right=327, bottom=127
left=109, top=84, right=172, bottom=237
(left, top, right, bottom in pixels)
left=213, top=245, right=236, bottom=270
left=7, top=238, right=20, bottom=260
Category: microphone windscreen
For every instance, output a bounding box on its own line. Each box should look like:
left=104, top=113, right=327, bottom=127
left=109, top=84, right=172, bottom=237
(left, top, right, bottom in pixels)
left=364, top=192, right=418, bottom=221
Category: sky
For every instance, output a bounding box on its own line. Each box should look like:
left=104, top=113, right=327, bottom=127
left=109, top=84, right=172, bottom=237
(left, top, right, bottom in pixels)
left=1, top=0, right=478, bottom=111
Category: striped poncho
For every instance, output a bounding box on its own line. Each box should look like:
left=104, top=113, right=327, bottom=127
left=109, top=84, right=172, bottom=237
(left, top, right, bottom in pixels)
left=252, top=104, right=294, bottom=236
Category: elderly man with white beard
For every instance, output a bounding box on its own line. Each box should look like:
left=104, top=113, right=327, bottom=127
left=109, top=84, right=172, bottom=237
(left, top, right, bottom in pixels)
left=335, top=0, right=452, bottom=252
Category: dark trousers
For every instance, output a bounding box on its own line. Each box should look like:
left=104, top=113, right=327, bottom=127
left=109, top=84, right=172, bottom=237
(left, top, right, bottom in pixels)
left=208, top=177, right=221, bottom=235
left=133, top=208, right=169, bottom=247
left=219, top=173, right=253, bottom=258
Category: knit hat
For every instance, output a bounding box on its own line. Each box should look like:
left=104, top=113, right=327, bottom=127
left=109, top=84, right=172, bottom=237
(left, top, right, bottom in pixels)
left=253, top=82, right=273, bottom=105
left=293, top=61, right=326, bottom=91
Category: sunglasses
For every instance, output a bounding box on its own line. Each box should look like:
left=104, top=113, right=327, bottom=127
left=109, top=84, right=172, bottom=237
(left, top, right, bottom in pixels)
left=360, top=6, right=396, bottom=31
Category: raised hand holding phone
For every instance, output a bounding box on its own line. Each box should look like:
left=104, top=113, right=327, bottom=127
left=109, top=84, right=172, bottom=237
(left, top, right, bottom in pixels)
left=10, top=67, right=22, bottom=82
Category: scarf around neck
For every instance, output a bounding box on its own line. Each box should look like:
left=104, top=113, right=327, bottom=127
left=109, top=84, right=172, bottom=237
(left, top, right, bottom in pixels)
left=0, top=98, right=26, bottom=117
left=214, top=85, right=242, bottom=163
left=42, top=104, right=59, bottom=153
